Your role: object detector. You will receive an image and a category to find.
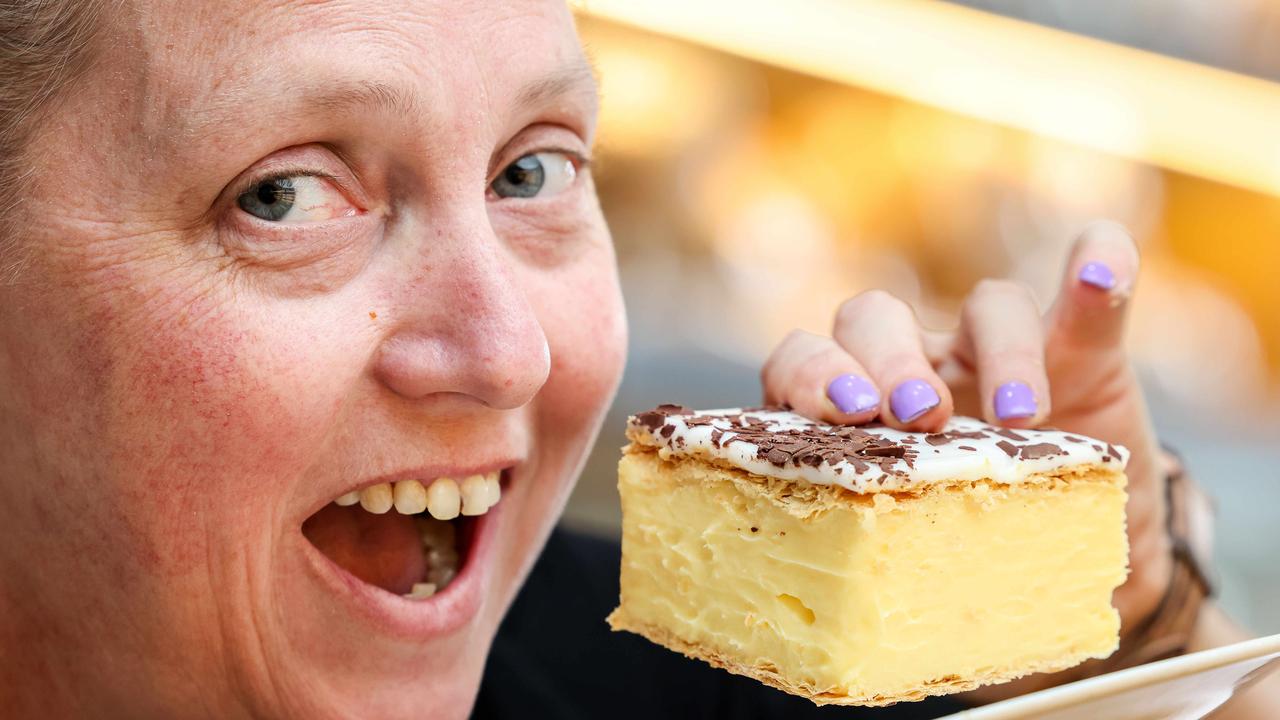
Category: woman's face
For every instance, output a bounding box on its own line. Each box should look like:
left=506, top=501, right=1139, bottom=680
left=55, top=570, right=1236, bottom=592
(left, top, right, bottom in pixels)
left=0, top=1, right=624, bottom=716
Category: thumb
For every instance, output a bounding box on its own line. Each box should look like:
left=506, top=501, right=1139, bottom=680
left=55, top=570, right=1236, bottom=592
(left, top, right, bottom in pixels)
left=1045, top=220, right=1141, bottom=361
left=1045, top=222, right=1171, bottom=629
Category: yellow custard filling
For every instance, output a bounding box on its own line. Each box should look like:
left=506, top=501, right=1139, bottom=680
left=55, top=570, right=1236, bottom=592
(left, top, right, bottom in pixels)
left=609, top=449, right=1128, bottom=705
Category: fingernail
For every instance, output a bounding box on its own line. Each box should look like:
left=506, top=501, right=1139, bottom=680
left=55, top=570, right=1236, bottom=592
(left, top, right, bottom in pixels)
left=993, top=381, right=1037, bottom=420
left=1078, top=261, right=1116, bottom=290
left=889, top=379, right=940, bottom=422
left=826, top=373, right=880, bottom=414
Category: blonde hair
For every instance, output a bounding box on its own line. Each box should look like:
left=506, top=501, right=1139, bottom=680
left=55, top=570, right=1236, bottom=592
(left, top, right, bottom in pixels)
left=0, top=0, right=113, bottom=239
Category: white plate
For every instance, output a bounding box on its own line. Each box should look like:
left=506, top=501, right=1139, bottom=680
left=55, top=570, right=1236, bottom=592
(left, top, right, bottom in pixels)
left=941, top=634, right=1280, bottom=720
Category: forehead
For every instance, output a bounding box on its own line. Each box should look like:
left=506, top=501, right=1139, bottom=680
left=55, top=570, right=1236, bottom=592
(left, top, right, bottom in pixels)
left=118, top=0, right=594, bottom=143
left=138, top=0, right=581, bottom=72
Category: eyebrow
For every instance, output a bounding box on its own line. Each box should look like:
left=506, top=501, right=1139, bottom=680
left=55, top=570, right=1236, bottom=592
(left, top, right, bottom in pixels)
left=305, top=79, right=425, bottom=120
left=513, top=57, right=599, bottom=114
left=193, top=57, right=600, bottom=136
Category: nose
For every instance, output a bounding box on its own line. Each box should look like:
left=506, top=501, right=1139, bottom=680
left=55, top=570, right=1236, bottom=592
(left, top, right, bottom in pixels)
left=374, top=221, right=550, bottom=410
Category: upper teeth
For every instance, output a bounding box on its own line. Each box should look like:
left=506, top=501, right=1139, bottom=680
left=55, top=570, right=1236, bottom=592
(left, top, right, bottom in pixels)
left=460, top=475, right=490, bottom=516
left=336, top=472, right=502, bottom=519
left=393, top=480, right=429, bottom=515
left=359, top=483, right=394, bottom=514
left=426, top=477, right=461, bottom=520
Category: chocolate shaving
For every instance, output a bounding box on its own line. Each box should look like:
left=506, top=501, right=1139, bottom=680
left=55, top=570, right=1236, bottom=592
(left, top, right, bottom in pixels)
left=628, top=404, right=1107, bottom=484
left=926, top=430, right=987, bottom=446
left=834, top=427, right=872, bottom=439
left=1019, top=442, right=1064, bottom=460
left=656, top=404, right=692, bottom=413
left=993, top=428, right=1029, bottom=442
left=629, top=404, right=919, bottom=476
left=632, top=412, right=665, bottom=433
left=863, top=443, right=906, bottom=458
left=632, top=403, right=691, bottom=432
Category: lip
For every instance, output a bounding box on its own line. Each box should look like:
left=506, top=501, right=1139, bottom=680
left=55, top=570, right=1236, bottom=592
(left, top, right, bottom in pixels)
left=296, top=468, right=509, bottom=639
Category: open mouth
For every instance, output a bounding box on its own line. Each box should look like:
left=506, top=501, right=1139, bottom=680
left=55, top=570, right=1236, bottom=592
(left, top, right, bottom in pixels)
left=301, top=472, right=502, bottom=600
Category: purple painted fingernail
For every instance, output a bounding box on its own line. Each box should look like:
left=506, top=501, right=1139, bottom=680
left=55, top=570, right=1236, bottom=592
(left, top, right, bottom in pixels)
left=889, top=379, right=940, bottom=422
left=827, top=373, right=880, bottom=414
left=994, top=381, right=1037, bottom=420
left=1078, top=261, right=1116, bottom=290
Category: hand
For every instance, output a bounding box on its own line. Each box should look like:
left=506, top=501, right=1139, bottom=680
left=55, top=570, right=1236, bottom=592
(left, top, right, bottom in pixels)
left=760, top=221, right=1172, bottom=630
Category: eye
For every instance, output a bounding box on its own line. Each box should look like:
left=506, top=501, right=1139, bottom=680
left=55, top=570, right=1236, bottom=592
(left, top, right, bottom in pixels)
left=491, top=152, right=578, bottom=199
left=236, top=175, right=357, bottom=223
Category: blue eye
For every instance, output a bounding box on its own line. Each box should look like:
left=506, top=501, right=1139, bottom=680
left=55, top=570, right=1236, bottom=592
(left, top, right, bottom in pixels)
left=491, top=152, right=577, bottom=199
left=238, top=177, right=296, bottom=221
left=234, top=174, right=357, bottom=224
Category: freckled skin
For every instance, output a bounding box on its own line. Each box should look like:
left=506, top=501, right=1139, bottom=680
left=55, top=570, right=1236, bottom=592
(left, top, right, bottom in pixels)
left=0, top=1, right=625, bottom=718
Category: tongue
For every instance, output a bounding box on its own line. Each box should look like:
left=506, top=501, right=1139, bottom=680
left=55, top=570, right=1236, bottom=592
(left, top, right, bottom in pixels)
left=303, top=503, right=428, bottom=595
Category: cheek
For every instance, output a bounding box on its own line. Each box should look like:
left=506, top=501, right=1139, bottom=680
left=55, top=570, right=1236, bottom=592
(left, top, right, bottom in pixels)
left=534, top=256, right=627, bottom=432
left=505, top=255, right=624, bottom=579
left=100, top=296, right=346, bottom=574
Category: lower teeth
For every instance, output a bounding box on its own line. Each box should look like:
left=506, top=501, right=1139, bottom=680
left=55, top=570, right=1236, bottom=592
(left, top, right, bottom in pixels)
left=407, top=582, right=437, bottom=599
left=403, top=516, right=459, bottom=599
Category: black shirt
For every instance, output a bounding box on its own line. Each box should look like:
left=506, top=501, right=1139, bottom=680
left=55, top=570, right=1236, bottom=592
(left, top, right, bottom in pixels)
left=475, top=528, right=964, bottom=719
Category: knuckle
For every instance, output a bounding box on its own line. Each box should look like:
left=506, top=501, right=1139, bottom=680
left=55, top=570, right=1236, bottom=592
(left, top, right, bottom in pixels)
left=965, top=279, right=1039, bottom=323
left=971, top=278, right=1033, bottom=302
left=762, top=330, right=821, bottom=386
left=836, top=289, right=905, bottom=324
left=877, top=350, right=929, bottom=375
left=977, top=346, right=1044, bottom=371
left=793, top=349, right=837, bottom=386
left=782, top=328, right=817, bottom=347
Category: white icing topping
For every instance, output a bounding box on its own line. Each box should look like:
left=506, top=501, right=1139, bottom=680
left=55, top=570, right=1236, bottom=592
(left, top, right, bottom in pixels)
left=628, top=407, right=1129, bottom=493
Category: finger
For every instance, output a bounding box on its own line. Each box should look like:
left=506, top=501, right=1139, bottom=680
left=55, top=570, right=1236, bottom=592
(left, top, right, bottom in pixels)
left=920, top=328, right=953, bottom=368
left=1047, top=220, right=1141, bottom=352
left=761, top=330, right=882, bottom=424
left=956, top=279, right=1051, bottom=428
left=831, top=290, right=953, bottom=431
left=925, top=330, right=976, bottom=408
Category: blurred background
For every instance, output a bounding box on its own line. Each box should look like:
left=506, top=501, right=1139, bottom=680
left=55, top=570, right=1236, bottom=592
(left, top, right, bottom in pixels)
left=564, top=0, right=1280, bottom=635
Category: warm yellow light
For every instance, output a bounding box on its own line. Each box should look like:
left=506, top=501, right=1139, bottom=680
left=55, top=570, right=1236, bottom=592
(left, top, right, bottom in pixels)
left=583, top=21, right=737, bottom=156
left=573, top=0, right=1280, bottom=196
